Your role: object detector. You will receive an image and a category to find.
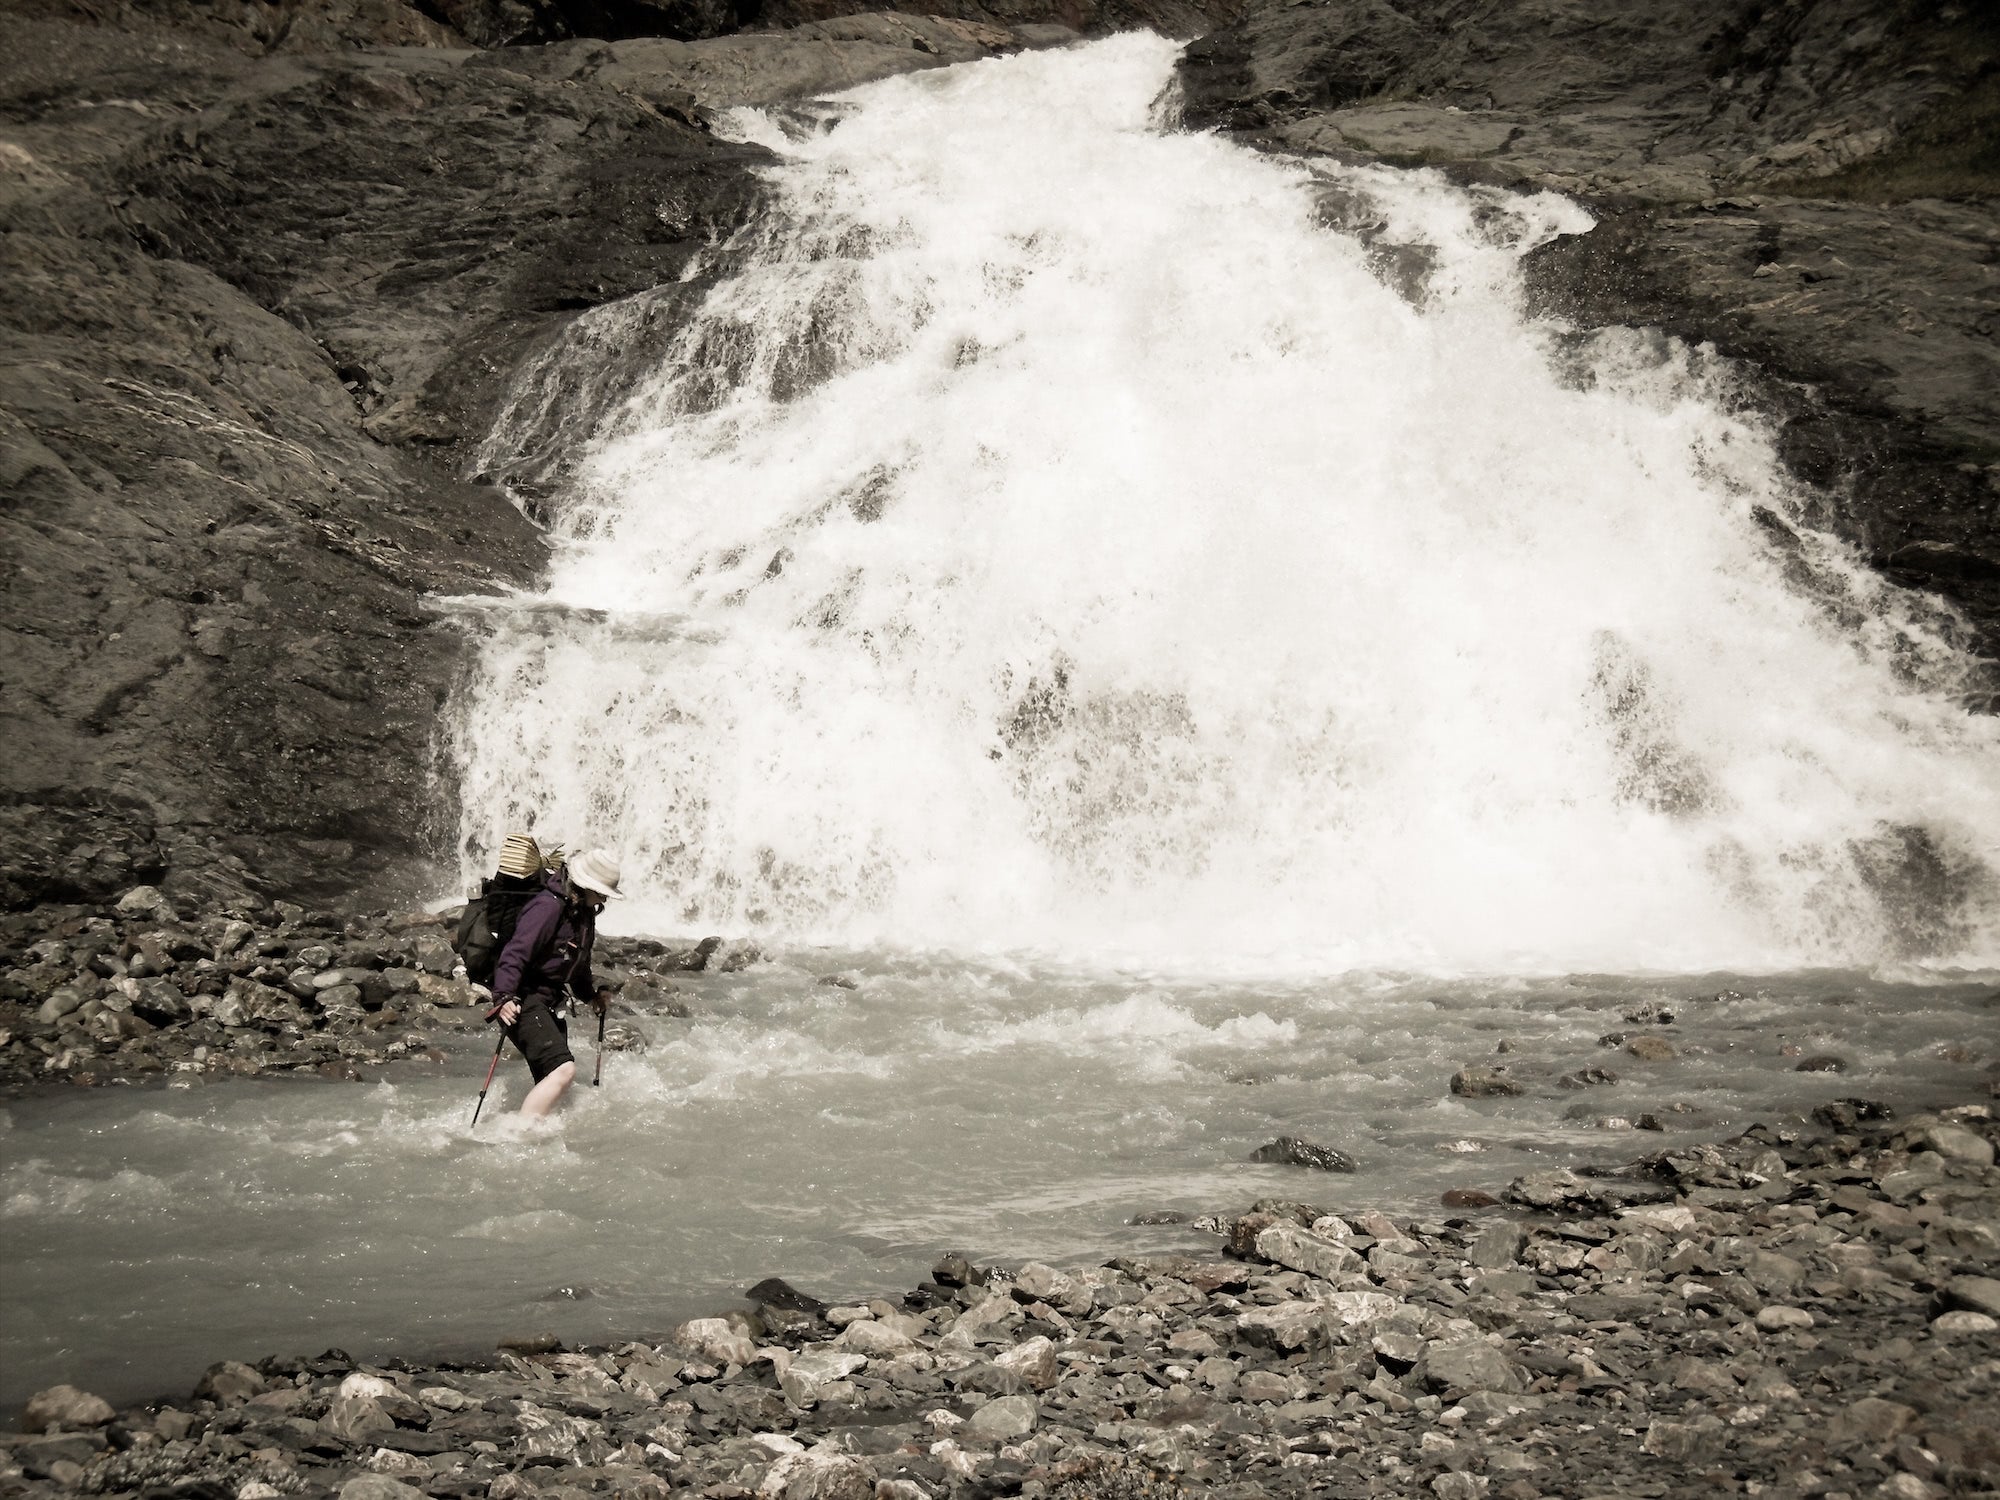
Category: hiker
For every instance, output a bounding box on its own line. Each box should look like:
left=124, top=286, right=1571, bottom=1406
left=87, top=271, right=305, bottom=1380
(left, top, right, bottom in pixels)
left=489, top=846, right=622, bottom=1118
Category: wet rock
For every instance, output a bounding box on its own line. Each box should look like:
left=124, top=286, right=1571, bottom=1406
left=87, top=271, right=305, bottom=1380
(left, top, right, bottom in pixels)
left=194, top=1359, right=267, bottom=1404
left=1442, top=1188, right=1500, bottom=1208
left=1249, top=1136, right=1358, bottom=1171
left=747, top=1276, right=827, bottom=1316
left=1626, top=1035, right=1678, bottom=1061
left=21, top=1385, right=115, bottom=1432
left=931, top=1252, right=987, bottom=1288
left=1450, top=1066, right=1524, bottom=1098
left=1559, top=1066, right=1619, bottom=1089
left=1795, top=1054, right=1849, bottom=1073
left=1815, top=1098, right=1896, bottom=1129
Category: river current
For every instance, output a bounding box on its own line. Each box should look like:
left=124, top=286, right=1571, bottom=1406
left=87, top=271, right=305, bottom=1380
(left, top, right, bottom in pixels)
left=6, top=34, right=1999, bottom=1409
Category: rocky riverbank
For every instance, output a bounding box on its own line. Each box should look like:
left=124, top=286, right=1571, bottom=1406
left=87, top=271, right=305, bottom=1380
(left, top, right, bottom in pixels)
left=5, top=1099, right=1997, bottom=1499
left=0, top=886, right=727, bottom=1091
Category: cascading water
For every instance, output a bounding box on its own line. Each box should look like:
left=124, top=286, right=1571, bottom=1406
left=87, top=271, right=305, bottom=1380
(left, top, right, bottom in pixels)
left=453, top=33, right=2000, bottom=973
left=11, top=39, right=2000, bottom=1414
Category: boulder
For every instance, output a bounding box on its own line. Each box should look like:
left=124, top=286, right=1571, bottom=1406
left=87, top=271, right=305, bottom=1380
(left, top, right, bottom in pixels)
left=1249, top=1137, right=1359, bottom=1171
left=1939, top=1275, right=2000, bottom=1319
left=1010, top=1261, right=1091, bottom=1314
left=194, top=1359, right=266, bottom=1405
left=964, top=1393, right=1038, bottom=1440
left=1252, top=1221, right=1364, bottom=1281
left=1419, top=1340, right=1526, bottom=1394
left=836, top=1320, right=918, bottom=1358
left=21, top=1385, right=115, bottom=1432
left=1923, top=1124, right=1995, bottom=1166
left=674, top=1317, right=757, bottom=1367
left=778, top=1347, right=867, bottom=1407
left=1450, top=1066, right=1523, bottom=1098
left=993, top=1335, right=1060, bottom=1391
left=1236, top=1302, right=1329, bottom=1352
left=319, top=1394, right=395, bottom=1445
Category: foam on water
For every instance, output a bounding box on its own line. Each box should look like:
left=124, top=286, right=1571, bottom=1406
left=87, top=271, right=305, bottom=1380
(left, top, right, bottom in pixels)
left=451, top=34, right=2000, bottom=974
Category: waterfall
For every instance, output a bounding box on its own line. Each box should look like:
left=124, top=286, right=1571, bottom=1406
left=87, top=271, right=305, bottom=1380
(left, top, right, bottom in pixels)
left=449, top=33, right=2000, bottom=973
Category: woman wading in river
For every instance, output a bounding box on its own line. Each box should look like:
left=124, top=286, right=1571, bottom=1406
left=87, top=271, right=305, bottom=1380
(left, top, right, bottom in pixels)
left=489, top=846, right=622, bottom=1119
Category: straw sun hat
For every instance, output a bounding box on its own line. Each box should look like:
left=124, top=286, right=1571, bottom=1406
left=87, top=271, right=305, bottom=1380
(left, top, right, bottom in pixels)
left=568, top=848, right=623, bottom=899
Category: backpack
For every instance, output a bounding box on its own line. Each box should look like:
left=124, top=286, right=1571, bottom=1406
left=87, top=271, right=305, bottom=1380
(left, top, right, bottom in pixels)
left=452, top=872, right=547, bottom=988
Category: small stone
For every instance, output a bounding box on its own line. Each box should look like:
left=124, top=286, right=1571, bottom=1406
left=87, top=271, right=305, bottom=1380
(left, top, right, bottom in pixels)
left=1625, top=1036, right=1677, bottom=1061
left=337, top=1477, right=427, bottom=1500
left=1930, top=1309, right=1998, bottom=1334
left=497, top=1332, right=562, bottom=1355
left=1559, top=1066, right=1619, bottom=1088
left=778, top=1347, right=867, bottom=1407
left=1814, top=1098, right=1894, bottom=1129
left=1755, top=1306, right=1814, bottom=1331
left=1922, top=1123, right=1994, bottom=1166
left=1450, top=1066, right=1523, bottom=1098
left=319, top=1394, right=394, bottom=1445
left=674, top=1317, right=754, bottom=1366
left=1442, top=1188, right=1500, bottom=1208
left=1794, top=1054, right=1848, bottom=1073
left=931, top=1252, right=985, bottom=1288
left=1939, top=1275, right=2000, bottom=1318
left=994, top=1335, right=1060, bottom=1391
left=1845, top=1396, right=1917, bottom=1443
left=194, top=1360, right=266, bottom=1404
left=117, top=885, right=169, bottom=916
left=1420, top=1341, right=1525, bottom=1394
left=1254, top=1220, right=1363, bottom=1280
left=964, top=1393, right=1038, bottom=1440
left=22, top=1385, right=115, bottom=1432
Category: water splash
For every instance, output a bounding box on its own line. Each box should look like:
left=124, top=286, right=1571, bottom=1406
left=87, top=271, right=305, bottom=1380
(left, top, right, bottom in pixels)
left=452, top=33, right=2000, bottom=972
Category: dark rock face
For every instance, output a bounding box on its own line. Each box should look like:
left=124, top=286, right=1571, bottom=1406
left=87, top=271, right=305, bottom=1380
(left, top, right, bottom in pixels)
left=1178, top=0, right=2000, bottom=666
left=0, top=4, right=1072, bottom=906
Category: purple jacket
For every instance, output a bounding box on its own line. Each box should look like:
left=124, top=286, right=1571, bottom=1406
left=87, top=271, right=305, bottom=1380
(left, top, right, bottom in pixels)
left=493, top=874, right=597, bottom=1005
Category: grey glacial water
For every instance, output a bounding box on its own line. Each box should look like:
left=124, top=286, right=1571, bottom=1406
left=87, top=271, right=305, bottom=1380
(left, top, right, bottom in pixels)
left=4, top=959, right=1995, bottom=1408
left=7, top=34, right=2000, bottom=1411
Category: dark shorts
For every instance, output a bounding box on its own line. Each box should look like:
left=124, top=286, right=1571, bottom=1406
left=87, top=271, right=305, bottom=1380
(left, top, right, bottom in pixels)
left=507, top=995, right=574, bottom=1083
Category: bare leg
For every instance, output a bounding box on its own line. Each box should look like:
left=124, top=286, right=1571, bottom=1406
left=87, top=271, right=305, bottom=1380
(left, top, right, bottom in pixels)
left=519, top=1061, right=576, bottom=1119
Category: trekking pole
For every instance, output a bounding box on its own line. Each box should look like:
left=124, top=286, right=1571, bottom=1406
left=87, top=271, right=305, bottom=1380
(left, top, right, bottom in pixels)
left=592, top=1000, right=607, bottom=1088
left=471, top=1004, right=508, bottom=1127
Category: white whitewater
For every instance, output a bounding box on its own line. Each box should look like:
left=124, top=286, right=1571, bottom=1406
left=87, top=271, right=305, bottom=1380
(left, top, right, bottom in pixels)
left=453, top=33, right=2000, bottom=973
